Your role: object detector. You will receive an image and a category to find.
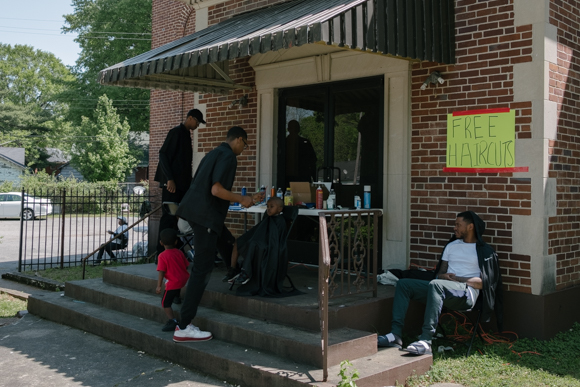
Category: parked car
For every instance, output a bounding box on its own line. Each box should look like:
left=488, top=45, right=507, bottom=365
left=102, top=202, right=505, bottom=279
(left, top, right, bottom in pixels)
left=0, top=192, right=53, bottom=220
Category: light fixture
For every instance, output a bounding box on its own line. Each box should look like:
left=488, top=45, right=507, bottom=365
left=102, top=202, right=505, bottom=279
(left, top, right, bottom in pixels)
left=228, top=94, right=249, bottom=109
left=420, top=71, right=445, bottom=90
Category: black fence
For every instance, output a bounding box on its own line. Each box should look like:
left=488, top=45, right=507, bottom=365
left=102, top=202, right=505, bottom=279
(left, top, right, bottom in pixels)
left=18, top=186, right=153, bottom=272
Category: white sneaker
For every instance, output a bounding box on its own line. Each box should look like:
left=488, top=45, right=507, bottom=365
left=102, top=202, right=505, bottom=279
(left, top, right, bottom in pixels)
left=173, top=324, right=213, bottom=343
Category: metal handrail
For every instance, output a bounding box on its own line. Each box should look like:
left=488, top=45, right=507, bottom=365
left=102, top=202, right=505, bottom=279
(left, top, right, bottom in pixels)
left=318, top=209, right=382, bottom=382
left=81, top=205, right=162, bottom=279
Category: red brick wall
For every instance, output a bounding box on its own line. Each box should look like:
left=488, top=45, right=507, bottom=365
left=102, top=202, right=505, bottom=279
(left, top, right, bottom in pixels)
left=409, top=0, right=534, bottom=293
left=547, top=0, right=580, bottom=290
left=209, top=0, right=290, bottom=23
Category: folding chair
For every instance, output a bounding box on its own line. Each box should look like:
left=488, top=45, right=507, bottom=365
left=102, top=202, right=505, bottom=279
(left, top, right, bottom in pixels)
left=162, top=202, right=195, bottom=260
left=437, top=295, right=484, bottom=357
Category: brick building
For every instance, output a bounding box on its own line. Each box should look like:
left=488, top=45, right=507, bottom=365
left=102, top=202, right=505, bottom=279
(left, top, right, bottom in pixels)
left=99, top=0, right=580, bottom=339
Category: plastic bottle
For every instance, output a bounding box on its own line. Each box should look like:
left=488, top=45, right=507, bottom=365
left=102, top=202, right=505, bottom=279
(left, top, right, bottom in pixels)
left=364, top=185, right=371, bottom=209
left=284, top=187, right=293, bottom=206
left=327, top=188, right=336, bottom=210
left=354, top=195, right=361, bottom=209
left=236, top=186, right=246, bottom=206
left=316, top=185, right=323, bottom=209
left=260, top=184, right=266, bottom=204
left=276, top=187, right=284, bottom=199
left=270, top=186, right=275, bottom=199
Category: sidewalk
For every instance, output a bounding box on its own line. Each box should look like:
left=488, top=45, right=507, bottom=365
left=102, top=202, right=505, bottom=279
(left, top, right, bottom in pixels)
left=0, top=261, right=238, bottom=387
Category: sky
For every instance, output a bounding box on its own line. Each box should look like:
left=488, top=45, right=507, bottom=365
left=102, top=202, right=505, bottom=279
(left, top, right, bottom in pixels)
left=0, top=0, right=80, bottom=67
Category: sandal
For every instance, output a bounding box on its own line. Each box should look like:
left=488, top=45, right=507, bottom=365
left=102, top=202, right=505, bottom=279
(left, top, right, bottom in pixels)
left=377, top=333, right=402, bottom=348
left=400, top=340, right=432, bottom=355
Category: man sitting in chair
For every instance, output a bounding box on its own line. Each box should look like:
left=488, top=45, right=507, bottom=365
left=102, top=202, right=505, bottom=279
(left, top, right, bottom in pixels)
left=95, top=216, right=129, bottom=265
left=377, top=211, right=503, bottom=355
left=223, top=196, right=292, bottom=296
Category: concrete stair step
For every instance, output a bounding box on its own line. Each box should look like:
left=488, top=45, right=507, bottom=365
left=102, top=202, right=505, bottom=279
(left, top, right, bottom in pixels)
left=28, top=291, right=432, bottom=387
left=64, top=278, right=377, bottom=368
left=100, top=264, right=393, bottom=333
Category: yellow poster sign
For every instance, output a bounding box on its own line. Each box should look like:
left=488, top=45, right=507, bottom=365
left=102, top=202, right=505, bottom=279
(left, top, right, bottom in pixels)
left=446, top=108, right=516, bottom=170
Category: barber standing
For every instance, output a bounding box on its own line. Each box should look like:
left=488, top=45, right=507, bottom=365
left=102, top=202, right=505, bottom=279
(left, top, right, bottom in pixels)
left=154, top=109, right=205, bottom=258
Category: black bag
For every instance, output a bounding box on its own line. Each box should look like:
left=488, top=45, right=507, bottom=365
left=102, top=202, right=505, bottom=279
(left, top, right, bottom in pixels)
left=388, top=268, right=436, bottom=281
left=139, top=200, right=152, bottom=219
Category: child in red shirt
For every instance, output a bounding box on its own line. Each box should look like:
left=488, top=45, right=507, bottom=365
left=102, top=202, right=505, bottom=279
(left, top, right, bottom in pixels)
left=156, top=228, right=190, bottom=332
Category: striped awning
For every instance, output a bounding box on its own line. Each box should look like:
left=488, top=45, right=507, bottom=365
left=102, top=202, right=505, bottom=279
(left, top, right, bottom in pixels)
left=99, top=0, right=455, bottom=94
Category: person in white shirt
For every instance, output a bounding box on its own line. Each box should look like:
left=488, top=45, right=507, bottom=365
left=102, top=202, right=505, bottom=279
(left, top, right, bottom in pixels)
left=378, top=211, right=502, bottom=355
left=94, top=216, right=129, bottom=265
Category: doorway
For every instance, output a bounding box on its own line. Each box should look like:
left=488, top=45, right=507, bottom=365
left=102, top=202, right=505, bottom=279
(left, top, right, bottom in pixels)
left=278, top=76, right=384, bottom=265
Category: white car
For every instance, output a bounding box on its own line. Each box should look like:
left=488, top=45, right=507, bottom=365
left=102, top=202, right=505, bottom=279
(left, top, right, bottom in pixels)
left=0, top=192, right=54, bottom=220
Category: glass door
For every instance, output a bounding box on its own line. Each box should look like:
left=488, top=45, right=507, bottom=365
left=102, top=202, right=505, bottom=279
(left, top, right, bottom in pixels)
left=278, top=77, right=384, bottom=266
left=278, top=77, right=383, bottom=207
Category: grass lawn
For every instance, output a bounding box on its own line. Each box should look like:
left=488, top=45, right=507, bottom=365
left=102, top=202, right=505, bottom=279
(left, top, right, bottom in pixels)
left=405, top=322, right=580, bottom=387
left=35, top=262, right=128, bottom=282
left=0, top=293, right=27, bottom=318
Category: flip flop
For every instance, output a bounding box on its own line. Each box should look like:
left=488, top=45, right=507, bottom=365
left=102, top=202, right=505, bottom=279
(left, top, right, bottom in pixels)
left=400, top=340, right=432, bottom=355
left=377, top=333, right=402, bottom=348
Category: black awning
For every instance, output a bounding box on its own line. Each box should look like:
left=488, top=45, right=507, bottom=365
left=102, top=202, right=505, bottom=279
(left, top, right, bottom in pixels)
left=99, top=0, right=455, bottom=93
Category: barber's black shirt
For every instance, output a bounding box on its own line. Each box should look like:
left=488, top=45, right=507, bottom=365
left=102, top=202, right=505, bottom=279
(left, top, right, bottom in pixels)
left=175, top=143, right=237, bottom=233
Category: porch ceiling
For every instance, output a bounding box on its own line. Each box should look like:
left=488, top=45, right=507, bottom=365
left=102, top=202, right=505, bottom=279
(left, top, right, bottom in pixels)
left=98, top=0, right=455, bottom=94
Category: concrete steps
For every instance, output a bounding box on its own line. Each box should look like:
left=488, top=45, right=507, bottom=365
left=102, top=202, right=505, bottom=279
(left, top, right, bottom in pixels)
left=28, top=264, right=432, bottom=386
left=64, top=278, right=376, bottom=368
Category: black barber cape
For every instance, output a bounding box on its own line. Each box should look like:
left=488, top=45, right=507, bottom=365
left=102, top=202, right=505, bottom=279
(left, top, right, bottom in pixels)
left=236, top=214, right=288, bottom=297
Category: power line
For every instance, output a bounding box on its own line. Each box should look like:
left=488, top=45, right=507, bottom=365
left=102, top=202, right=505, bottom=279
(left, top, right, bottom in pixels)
left=0, top=17, right=151, bottom=26
left=0, top=30, right=151, bottom=40
left=78, top=36, right=151, bottom=41
left=0, top=25, right=151, bottom=35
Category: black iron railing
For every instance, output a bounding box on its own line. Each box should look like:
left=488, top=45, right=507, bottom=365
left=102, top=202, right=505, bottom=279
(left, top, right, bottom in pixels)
left=18, top=186, right=153, bottom=272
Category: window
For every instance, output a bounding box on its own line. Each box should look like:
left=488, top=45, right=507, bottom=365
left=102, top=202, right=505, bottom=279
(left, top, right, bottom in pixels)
left=278, top=76, right=384, bottom=208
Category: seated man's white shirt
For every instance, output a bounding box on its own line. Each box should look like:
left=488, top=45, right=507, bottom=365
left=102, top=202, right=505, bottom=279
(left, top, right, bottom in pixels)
left=441, top=239, right=480, bottom=301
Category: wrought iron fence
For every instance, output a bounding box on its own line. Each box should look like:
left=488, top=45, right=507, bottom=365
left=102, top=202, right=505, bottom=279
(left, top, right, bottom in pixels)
left=317, top=209, right=382, bottom=381
left=18, top=186, right=153, bottom=272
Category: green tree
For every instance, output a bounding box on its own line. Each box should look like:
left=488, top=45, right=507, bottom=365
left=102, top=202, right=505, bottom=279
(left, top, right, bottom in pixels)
left=70, top=95, right=139, bottom=182
left=62, top=0, right=152, bottom=133
left=0, top=44, right=75, bottom=169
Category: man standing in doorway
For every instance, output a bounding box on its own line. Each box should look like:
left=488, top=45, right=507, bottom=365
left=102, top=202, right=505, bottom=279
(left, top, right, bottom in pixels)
left=173, top=126, right=264, bottom=342
left=285, top=120, right=317, bottom=184
left=154, top=109, right=205, bottom=257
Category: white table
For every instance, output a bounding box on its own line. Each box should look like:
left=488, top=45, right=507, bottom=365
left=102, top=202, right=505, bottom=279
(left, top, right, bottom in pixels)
left=229, top=205, right=383, bottom=231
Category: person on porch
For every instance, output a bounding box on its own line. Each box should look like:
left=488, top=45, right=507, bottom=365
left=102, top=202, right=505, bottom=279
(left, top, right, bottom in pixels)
left=377, top=211, right=503, bottom=355
left=173, top=126, right=264, bottom=343
left=154, top=108, right=205, bottom=258
left=222, top=196, right=287, bottom=296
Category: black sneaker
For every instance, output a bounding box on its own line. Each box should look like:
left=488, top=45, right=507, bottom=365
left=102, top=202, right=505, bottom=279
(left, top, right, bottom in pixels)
left=162, top=319, right=178, bottom=332
left=222, top=267, right=239, bottom=282
left=173, top=296, right=182, bottom=305
left=234, top=271, right=250, bottom=285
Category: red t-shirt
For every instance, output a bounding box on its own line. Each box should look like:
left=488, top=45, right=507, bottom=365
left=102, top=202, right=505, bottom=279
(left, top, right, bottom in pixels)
left=157, top=248, right=190, bottom=290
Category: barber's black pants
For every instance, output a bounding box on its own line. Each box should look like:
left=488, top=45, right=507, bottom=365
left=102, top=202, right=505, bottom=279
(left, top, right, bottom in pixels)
left=178, top=222, right=234, bottom=329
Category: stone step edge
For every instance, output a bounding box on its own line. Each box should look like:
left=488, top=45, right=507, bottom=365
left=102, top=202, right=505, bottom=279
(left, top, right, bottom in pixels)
left=65, top=278, right=378, bottom=368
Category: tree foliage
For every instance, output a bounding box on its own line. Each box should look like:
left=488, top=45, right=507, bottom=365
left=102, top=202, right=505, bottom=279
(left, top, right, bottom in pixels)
left=62, top=0, right=152, bottom=133
left=70, top=95, right=139, bottom=182
left=298, top=112, right=361, bottom=171
left=0, top=44, right=75, bottom=169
